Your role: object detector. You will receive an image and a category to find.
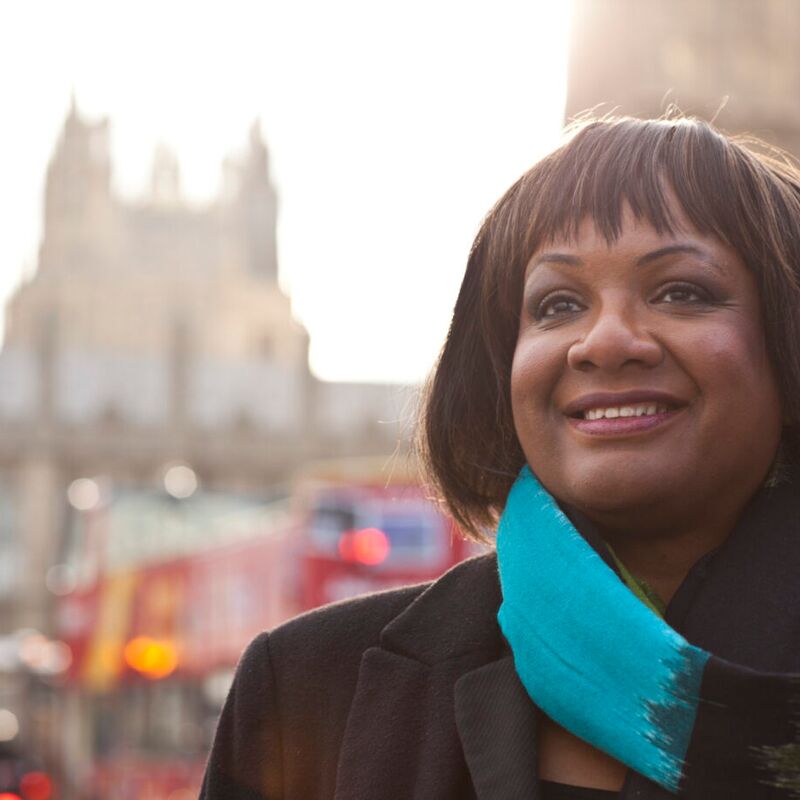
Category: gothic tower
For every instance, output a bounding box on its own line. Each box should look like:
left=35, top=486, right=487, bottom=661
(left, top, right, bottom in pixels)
left=237, top=121, right=279, bottom=282
left=39, top=95, right=116, bottom=275
left=0, top=101, right=406, bottom=637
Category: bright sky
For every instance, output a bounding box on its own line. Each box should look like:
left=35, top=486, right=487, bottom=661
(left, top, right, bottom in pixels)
left=0, top=1, right=572, bottom=383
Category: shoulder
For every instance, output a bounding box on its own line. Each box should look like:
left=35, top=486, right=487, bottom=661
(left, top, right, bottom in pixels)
left=243, top=581, right=426, bottom=700
left=258, top=551, right=499, bottom=676
left=234, top=552, right=500, bottom=711
left=267, top=579, right=429, bottom=667
left=264, top=550, right=498, bottom=725
left=202, top=554, right=499, bottom=799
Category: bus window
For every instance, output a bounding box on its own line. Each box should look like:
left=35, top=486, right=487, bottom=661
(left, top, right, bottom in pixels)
left=373, top=505, right=447, bottom=568
left=309, top=503, right=357, bottom=555
left=311, top=496, right=450, bottom=571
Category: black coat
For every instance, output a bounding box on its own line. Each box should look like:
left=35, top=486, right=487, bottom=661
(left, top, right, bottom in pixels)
left=200, top=477, right=800, bottom=799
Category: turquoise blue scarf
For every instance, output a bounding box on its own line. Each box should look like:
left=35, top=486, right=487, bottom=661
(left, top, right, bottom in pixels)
left=496, top=466, right=710, bottom=793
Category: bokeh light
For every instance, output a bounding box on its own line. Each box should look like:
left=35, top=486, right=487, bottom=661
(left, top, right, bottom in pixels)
left=163, top=464, right=198, bottom=499
left=66, top=478, right=100, bottom=511
left=338, top=528, right=390, bottom=565
left=123, top=636, right=179, bottom=679
left=0, top=709, right=19, bottom=742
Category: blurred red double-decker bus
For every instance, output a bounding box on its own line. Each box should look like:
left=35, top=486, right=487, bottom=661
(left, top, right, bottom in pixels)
left=54, top=482, right=297, bottom=799
left=292, top=458, right=481, bottom=609
left=54, top=458, right=478, bottom=798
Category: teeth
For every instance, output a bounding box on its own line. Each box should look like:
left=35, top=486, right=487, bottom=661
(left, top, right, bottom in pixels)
left=583, top=403, right=671, bottom=420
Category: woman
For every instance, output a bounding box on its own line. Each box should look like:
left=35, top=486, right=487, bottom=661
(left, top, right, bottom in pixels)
left=200, top=115, right=800, bottom=799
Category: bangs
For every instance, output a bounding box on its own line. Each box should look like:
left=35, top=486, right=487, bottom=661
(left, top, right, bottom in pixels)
left=513, top=117, right=799, bottom=259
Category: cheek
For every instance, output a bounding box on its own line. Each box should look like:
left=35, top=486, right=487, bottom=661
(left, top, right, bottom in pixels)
left=680, top=319, right=782, bottom=433
left=511, top=342, right=546, bottom=412
left=510, top=339, right=566, bottom=442
left=690, top=319, right=775, bottom=389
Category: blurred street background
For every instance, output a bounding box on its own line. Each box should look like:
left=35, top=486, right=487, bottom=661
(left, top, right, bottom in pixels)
left=0, top=1, right=798, bottom=797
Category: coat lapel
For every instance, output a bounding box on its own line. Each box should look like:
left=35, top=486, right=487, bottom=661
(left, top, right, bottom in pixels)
left=333, top=646, right=482, bottom=799
left=455, top=657, right=540, bottom=799
left=334, top=554, right=538, bottom=799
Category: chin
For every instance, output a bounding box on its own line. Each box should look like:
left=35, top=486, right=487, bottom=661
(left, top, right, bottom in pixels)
left=549, top=466, right=682, bottom=518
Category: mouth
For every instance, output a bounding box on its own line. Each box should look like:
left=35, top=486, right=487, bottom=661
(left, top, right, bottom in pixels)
left=574, top=402, right=673, bottom=420
left=563, top=392, right=687, bottom=436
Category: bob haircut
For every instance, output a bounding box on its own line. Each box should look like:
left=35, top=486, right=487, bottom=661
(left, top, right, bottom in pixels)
left=419, top=114, right=800, bottom=541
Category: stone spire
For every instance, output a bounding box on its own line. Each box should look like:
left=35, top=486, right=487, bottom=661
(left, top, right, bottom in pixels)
left=234, top=119, right=279, bottom=282
left=39, top=98, right=114, bottom=273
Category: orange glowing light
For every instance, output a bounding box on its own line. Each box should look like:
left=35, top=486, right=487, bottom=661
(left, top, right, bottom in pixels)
left=123, top=636, right=179, bottom=679
left=0, top=793, right=22, bottom=800
left=338, top=527, right=390, bottom=565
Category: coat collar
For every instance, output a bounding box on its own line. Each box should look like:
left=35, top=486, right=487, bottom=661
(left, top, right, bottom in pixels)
left=380, top=553, right=505, bottom=664
left=334, top=472, right=800, bottom=799
left=334, top=553, right=541, bottom=799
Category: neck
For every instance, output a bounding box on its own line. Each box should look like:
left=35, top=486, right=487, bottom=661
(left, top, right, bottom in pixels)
left=601, top=529, right=719, bottom=604
left=591, top=500, right=749, bottom=604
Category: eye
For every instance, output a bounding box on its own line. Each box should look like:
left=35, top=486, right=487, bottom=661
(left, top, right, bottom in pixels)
left=535, top=292, right=584, bottom=320
left=653, top=282, right=711, bottom=305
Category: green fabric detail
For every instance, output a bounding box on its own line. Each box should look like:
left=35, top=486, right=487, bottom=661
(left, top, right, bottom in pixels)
left=606, top=545, right=667, bottom=619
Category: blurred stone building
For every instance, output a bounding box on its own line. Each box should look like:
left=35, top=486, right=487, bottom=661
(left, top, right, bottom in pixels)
left=567, top=0, right=800, bottom=156
left=0, top=101, right=410, bottom=632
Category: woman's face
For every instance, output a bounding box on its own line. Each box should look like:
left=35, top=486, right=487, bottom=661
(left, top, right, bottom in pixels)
left=510, top=200, right=783, bottom=531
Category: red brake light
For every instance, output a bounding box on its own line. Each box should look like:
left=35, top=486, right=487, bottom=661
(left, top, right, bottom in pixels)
left=20, top=770, right=53, bottom=800
left=0, top=793, right=22, bottom=800
left=338, top=528, right=390, bottom=565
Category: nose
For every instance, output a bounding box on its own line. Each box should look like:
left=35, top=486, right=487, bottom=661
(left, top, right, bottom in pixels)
left=566, top=303, right=663, bottom=372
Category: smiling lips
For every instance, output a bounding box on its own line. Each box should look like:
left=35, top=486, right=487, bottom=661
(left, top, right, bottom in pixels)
left=564, top=392, right=685, bottom=436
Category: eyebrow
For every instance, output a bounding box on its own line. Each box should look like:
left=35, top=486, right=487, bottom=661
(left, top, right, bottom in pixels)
left=530, top=243, right=725, bottom=273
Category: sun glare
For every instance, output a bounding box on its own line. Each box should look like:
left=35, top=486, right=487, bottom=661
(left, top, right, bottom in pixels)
left=0, top=1, right=572, bottom=382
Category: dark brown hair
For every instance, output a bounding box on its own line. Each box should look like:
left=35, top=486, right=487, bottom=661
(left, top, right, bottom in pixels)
left=419, top=114, right=800, bottom=540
